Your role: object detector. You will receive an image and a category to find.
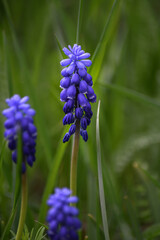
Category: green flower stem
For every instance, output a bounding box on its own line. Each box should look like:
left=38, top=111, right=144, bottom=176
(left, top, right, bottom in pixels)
left=16, top=172, right=28, bottom=240
left=70, top=120, right=80, bottom=196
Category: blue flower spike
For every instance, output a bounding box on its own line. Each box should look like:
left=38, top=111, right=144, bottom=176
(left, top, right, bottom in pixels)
left=47, top=187, right=81, bottom=240
left=60, top=44, right=96, bottom=143
left=2, top=94, right=37, bottom=173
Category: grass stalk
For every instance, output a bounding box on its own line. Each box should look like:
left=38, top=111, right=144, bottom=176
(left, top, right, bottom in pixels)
left=15, top=172, right=28, bottom=240
left=70, top=120, right=80, bottom=196
left=76, top=0, right=82, bottom=44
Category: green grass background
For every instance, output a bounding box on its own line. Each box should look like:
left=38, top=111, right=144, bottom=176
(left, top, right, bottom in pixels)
left=0, top=0, right=160, bottom=239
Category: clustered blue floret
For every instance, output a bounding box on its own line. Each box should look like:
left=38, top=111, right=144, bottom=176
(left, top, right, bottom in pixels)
left=2, top=94, right=37, bottom=173
left=46, top=188, right=81, bottom=240
left=60, top=44, right=96, bottom=143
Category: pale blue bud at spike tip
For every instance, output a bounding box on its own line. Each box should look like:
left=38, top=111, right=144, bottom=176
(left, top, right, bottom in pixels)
left=60, top=44, right=96, bottom=142
left=2, top=94, right=37, bottom=172
left=46, top=187, right=81, bottom=240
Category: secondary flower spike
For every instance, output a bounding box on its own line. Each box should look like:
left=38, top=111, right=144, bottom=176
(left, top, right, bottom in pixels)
left=46, top=187, right=81, bottom=240
left=2, top=94, right=37, bottom=173
left=60, top=44, right=96, bottom=143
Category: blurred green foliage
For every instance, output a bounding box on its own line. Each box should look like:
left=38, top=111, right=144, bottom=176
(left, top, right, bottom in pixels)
left=0, top=0, right=160, bottom=239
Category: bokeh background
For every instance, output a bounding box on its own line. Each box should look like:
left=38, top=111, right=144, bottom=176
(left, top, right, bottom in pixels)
left=0, top=0, right=160, bottom=239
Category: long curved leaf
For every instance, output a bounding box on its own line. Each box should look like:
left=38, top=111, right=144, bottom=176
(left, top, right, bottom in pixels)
left=96, top=100, right=110, bottom=240
left=90, top=0, right=121, bottom=84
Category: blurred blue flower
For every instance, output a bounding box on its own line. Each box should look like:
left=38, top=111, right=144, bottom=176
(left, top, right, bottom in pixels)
left=2, top=94, right=37, bottom=173
left=60, top=44, right=96, bottom=143
left=46, top=187, right=81, bottom=240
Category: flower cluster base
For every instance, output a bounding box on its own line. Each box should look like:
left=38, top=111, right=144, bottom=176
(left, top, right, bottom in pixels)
left=47, top=188, right=81, bottom=240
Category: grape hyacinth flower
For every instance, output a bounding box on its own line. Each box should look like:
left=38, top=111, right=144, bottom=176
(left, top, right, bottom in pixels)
left=47, top=188, right=81, bottom=240
left=60, top=44, right=96, bottom=143
left=2, top=94, right=37, bottom=173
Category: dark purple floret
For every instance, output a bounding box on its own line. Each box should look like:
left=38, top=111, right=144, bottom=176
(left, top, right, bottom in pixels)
left=69, top=124, right=76, bottom=135
left=63, top=113, right=74, bottom=125
left=80, top=130, right=88, bottom=142
left=60, top=77, right=71, bottom=89
left=63, top=133, right=70, bottom=143
left=80, top=118, right=87, bottom=130
left=60, top=44, right=96, bottom=142
left=75, top=108, right=83, bottom=119
left=46, top=187, right=81, bottom=240
left=71, top=73, right=80, bottom=85
left=2, top=94, right=37, bottom=172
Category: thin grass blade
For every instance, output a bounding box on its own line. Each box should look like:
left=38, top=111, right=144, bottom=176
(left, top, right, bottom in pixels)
left=1, top=133, right=22, bottom=239
left=38, top=126, right=69, bottom=223
left=135, top=163, right=160, bottom=190
left=90, top=0, right=121, bottom=83
left=34, top=226, right=46, bottom=240
left=2, top=32, right=13, bottom=97
left=34, top=220, right=48, bottom=230
left=0, top=140, right=6, bottom=177
left=134, top=162, right=160, bottom=223
left=0, top=32, right=10, bottom=144
left=92, top=0, right=120, bottom=63
left=143, top=223, right=160, bottom=240
left=76, top=0, right=83, bottom=44
left=96, top=100, right=110, bottom=240
left=100, top=82, right=160, bottom=109
left=88, top=213, right=104, bottom=234
left=55, top=34, right=66, bottom=59
left=2, top=0, right=25, bottom=69
left=1, top=207, right=17, bottom=240
left=31, top=12, right=51, bottom=86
